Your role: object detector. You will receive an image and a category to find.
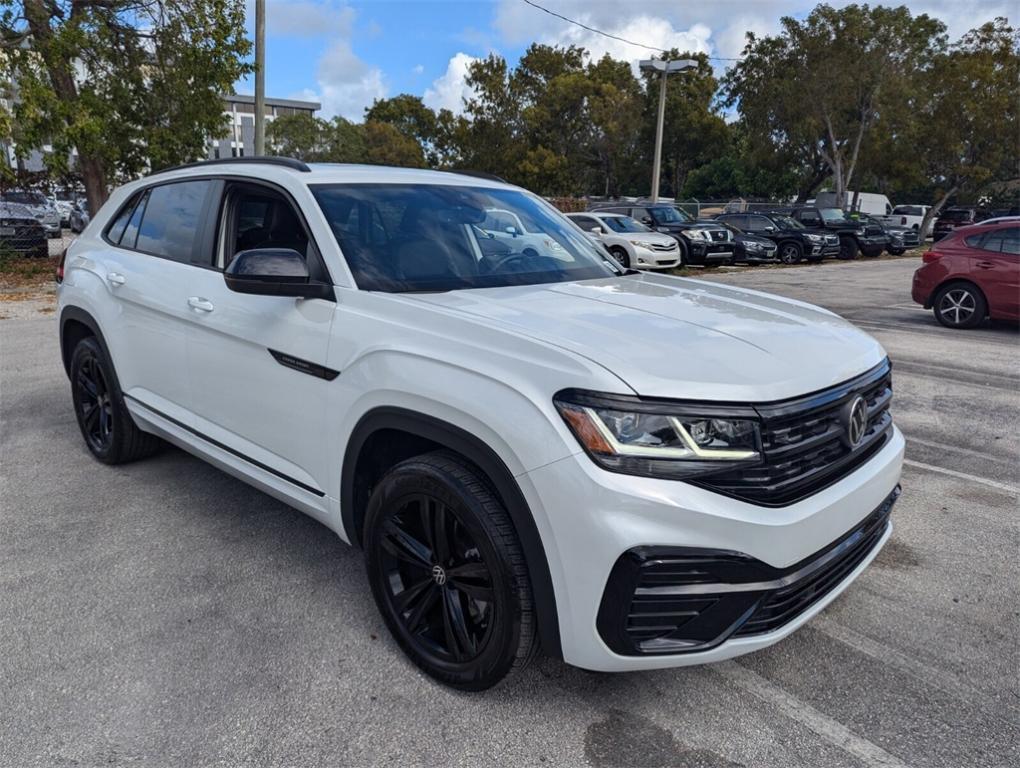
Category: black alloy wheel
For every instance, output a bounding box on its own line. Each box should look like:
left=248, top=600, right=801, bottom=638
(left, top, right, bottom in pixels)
left=839, top=235, right=859, bottom=260
left=364, top=452, right=537, bottom=690
left=69, top=336, right=162, bottom=464
left=74, top=348, right=114, bottom=455
left=610, top=246, right=630, bottom=269
left=779, top=242, right=802, bottom=264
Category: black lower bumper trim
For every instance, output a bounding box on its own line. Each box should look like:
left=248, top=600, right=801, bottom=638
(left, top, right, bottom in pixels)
left=596, top=486, right=899, bottom=656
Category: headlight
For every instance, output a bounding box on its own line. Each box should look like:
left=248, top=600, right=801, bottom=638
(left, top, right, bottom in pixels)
left=805, top=234, right=822, bottom=242
left=554, top=391, right=761, bottom=479
left=628, top=239, right=650, bottom=248
left=681, top=229, right=710, bottom=241
left=854, top=228, right=866, bottom=236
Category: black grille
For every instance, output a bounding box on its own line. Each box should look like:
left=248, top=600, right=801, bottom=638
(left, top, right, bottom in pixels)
left=694, top=360, right=893, bottom=506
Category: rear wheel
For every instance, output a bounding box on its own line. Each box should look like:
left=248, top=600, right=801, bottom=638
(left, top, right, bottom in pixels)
left=778, top=241, right=802, bottom=264
left=70, top=337, right=162, bottom=463
left=364, top=451, right=538, bottom=690
left=933, top=282, right=986, bottom=329
left=887, top=247, right=905, bottom=256
left=609, top=246, right=630, bottom=269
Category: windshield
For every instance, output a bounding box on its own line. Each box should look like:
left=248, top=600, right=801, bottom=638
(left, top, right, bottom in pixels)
left=312, top=184, right=623, bottom=292
left=602, top=215, right=650, bottom=233
left=819, top=208, right=848, bottom=223
left=893, top=206, right=921, bottom=216
left=650, top=206, right=693, bottom=224
left=772, top=215, right=804, bottom=230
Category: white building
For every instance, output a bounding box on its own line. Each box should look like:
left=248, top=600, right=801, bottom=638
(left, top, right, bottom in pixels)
left=208, top=93, right=321, bottom=160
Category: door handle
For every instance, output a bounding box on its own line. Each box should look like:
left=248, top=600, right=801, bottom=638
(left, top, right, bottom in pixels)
left=107, top=272, right=126, bottom=286
left=187, top=297, right=215, bottom=312
left=976, top=261, right=994, bottom=269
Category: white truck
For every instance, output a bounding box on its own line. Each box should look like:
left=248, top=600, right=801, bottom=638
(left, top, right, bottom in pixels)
left=878, top=204, right=933, bottom=236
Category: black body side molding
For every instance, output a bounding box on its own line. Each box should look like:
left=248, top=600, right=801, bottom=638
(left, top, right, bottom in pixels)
left=341, top=407, right=563, bottom=660
left=268, top=349, right=340, bottom=380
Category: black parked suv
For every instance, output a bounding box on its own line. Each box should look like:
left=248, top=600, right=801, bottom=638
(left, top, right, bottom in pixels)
left=715, top=212, right=840, bottom=263
left=590, top=203, right=734, bottom=267
left=850, top=213, right=919, bottom=255
left=781, top=206, right=887, bottom=259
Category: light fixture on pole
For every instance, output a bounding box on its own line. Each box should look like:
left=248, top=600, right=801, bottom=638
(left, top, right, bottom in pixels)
left=639, top=58, right=697, bottom=203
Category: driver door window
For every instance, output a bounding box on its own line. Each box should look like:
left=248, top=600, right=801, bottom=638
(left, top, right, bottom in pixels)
left=219, top=187, right=312, bottom=271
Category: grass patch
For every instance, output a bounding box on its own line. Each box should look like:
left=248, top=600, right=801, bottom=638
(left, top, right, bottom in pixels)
left=0, top=255, right=59, bottom=292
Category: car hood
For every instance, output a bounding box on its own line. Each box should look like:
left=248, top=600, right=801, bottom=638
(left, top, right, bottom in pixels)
left=409, top=272, right=886, bottom=401
left=617, top=231, right=677, bottom=246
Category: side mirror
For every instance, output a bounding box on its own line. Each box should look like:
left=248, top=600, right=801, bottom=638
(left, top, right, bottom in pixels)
left=589, top=226, right=603, bottom=234
left=224, top=248, right=333, bottom=300
left=641, top=217, right=653, bottom=225
left=764, top=225, right=776, bottom=233
left=504, top=226, right=518, bottom=237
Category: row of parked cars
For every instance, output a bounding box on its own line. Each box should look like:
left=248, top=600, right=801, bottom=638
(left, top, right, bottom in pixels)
left=0, top=189, right=92, bottom=258
left=563, top=201, right=920, bottom=270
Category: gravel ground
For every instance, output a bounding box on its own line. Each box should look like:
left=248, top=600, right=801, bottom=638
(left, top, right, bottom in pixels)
left=1, top=257, right=1017, bottom=767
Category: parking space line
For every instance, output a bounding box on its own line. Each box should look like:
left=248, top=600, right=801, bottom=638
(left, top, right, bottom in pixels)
left=903, top=459, right=1018, bottom=494
left=905, top=435, right=1014, bottom=463
left=713, top=661, right=912, bottom=768
left=812, top=618, right=1014, bottom=724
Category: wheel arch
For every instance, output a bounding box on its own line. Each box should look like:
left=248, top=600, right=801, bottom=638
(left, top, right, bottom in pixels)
left=341, top=406, right=563, bottom=659
left=59, top=305, right=111, bottom=379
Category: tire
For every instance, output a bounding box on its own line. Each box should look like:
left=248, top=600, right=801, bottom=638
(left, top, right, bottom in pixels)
left=70, top=336, right=163, bottom=464
left=778, top=241, right=802, bottom=264
left=838, top=236, right=859, bottom=260
left=609, top=246, right=630, bottom=270
left=887, top=248, right=905, bottom=256
left=675, top=239, right=688, bottom=267
left=363, top=451, right=538, bottom=690
left=933, top=281, right=987, bottom=330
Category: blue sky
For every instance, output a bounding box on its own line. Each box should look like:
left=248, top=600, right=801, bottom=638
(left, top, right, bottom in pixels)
left=236, top=0, right=1012, bottom=120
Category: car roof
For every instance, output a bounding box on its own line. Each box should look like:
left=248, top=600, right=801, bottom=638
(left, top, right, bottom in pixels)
left=978, top=216, right=1020, bottom=225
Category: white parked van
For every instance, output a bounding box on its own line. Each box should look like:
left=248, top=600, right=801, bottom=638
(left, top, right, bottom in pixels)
left=816, top=191, right=893, bottom=217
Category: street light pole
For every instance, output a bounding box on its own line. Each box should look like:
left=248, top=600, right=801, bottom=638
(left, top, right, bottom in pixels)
left=254, top=0, right=266, bottom=156
left=639, top=59, right=698, bottom=204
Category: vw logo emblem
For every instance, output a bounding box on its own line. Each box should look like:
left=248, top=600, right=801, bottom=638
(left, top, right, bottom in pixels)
left=431, top=565, right=447, bottom=586
left=845, top=396, right=869, bottom=448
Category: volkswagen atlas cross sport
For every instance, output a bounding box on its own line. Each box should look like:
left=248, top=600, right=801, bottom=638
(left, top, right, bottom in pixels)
left=57, top=158, right=904, bottom=690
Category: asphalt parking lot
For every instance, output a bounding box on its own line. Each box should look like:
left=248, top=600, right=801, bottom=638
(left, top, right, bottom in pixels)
left=1, top=257, right=1017, bottom=767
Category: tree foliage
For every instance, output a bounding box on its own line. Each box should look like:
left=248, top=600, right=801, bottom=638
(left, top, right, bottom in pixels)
left=2, top=0, right=252, bottom=212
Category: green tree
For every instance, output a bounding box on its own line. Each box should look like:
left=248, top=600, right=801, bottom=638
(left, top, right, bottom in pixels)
left=725, top=4, right=946, bottom=207
left=362, top=121, right=426, bottom=168
left=586, top=55, right=642, bottom=197
left=912, top=18, right=1019, bottom=235
left=365, top=94, right=441, bottom=165
left=3, top=0, right=252, bottom=213
left=267, top=113, right=330, bottom=161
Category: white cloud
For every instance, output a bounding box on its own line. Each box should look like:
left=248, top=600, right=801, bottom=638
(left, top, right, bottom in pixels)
left=412, top=64, right=425, bottom=75
left=423, top=52, right=478, bottom=115
left=314, top=39, right=386, bottom=120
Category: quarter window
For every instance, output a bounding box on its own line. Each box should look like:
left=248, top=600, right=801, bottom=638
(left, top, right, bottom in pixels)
left=980, top=227, right=1020, bottom=255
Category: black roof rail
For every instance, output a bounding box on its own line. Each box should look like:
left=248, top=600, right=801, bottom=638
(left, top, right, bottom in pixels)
left=152, top=156, right=311, bottom=175
left=448, top=169, right=508, bottom=184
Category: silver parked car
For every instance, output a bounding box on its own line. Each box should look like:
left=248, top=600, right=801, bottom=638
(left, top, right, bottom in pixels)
left=566, top=211, right=680, bottom=270
left=1, top=191, right=61, bottom=238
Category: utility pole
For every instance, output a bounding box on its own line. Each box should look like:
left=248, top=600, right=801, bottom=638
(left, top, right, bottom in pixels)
left=639, top=59, right=697, bottom=203
left=254, top=0, right=266, bottom=156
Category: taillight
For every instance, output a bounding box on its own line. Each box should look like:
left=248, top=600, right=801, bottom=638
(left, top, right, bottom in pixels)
left=55, top=247, right=67, bottom=284
left=900, top=217, right=907, bottom=225
left=922, top=250, right=942, bottom=263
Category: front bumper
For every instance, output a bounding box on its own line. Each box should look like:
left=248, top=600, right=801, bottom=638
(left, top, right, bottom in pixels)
left=633, top=245, right=681, bottom=269
left=521, top=424, right=904, bottom=671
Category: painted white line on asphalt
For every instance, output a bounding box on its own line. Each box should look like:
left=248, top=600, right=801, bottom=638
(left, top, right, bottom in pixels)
left=903, top=459, right=1018, bottom=494
left=905, top=435, right=1013, bottom=462
left=714, top=661, right=911, bottom=768
left=812, top=618, right=1014, bottom=723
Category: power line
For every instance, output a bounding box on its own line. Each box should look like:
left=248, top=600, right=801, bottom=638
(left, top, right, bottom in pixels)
left=520, top=0, right=745, bottom=62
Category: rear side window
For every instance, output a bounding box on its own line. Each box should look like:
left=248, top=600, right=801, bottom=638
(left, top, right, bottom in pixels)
left=106, top=194, right=140, bottom=244
left=120, top=193, right=148, bottom=249
left=135, top=181, right=212, bottom=263
left=980, top=227, right=1020, bottom=255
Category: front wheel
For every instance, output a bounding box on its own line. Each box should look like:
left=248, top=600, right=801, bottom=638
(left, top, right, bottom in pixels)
left=933, top=282, right=986, bottom=329
left=609, top=246, right=630, bottom=269
left=778, top=241, right=802, bottom=264
left=363, top=452, right=538, bottom=690
left=887, top=248, right=905, bottom=256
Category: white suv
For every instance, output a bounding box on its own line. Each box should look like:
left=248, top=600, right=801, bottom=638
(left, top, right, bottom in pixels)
left=57, top=158, right=904, bottom=690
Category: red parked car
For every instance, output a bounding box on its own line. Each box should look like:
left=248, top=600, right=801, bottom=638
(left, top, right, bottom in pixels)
left=912, top=222, right=1019, bottom=328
